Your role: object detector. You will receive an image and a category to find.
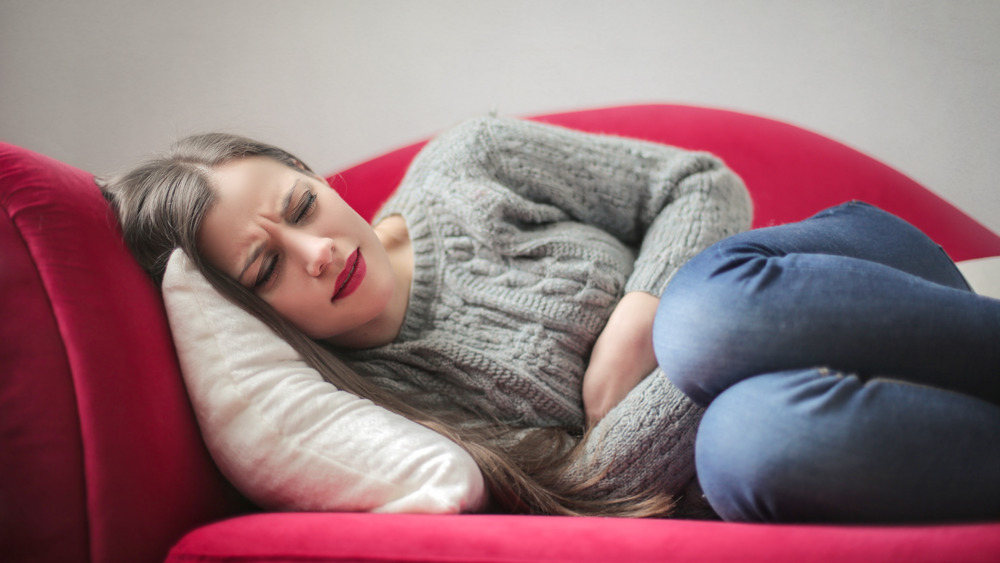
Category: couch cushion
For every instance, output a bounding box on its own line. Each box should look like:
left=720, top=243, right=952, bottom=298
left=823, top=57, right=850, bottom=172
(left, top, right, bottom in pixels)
left=957, top=256, right=1000, bottom=299
left=167, top=512, right=1000, bottom=563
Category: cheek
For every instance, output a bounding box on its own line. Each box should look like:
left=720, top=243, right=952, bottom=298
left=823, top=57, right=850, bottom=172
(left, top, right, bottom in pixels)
left=265, top=285, right=320, bottom=328
left=279, top=304, right=330, bottom=340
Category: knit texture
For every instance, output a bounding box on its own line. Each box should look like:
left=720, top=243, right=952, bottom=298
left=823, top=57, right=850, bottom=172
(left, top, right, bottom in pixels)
left=343, top=116, right=752, bottom=504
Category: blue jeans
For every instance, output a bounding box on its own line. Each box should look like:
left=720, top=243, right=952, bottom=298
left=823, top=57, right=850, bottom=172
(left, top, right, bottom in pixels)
left=653, top=201, right=1000, bottom=523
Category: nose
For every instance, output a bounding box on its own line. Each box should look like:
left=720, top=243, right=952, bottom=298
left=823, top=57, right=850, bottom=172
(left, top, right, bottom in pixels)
left=288, top=231, right=335, bottom=277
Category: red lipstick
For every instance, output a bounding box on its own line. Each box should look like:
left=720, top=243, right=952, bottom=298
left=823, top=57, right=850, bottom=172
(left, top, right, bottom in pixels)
left=332, top=249, right=365, bottom=301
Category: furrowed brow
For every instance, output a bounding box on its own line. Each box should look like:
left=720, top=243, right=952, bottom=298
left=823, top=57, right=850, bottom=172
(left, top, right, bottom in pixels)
left=237, top=245, right=266, bottom=284
left=235, top=179, right=299, bottom=283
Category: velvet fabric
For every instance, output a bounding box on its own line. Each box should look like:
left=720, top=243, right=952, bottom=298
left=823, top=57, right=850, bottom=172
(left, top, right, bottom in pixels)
left=0, top=147, right=247, bottom=563
left=168, top=513, right=1000, bottom=563
left=2, top=104, right=999, bottom=563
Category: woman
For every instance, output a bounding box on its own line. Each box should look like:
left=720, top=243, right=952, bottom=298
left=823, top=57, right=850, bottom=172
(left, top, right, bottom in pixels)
left=100, top=116, right=999, bottom=522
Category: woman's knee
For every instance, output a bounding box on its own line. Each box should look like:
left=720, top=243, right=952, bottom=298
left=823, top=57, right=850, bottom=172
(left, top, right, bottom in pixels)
left=694, top=374, right=791, bottom=522
left=653, top=239, right=774, bottom=405
left=694, top=370, right=852, bottom=523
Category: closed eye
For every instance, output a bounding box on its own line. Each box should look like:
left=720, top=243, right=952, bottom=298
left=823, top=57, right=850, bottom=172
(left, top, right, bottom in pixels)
left=253, top=253, right=280, bottom=289
left=249, top=184, right=316, bottom=291
left=292, top=190, right=317, bottom=223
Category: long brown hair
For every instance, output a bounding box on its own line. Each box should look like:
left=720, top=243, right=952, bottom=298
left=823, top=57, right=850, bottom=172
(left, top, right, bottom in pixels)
left=99, top=132, right=676, bottom=517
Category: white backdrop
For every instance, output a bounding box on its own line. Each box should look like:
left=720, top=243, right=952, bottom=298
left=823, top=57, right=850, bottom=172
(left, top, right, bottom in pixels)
left=3, top=0, right=999, bottom=232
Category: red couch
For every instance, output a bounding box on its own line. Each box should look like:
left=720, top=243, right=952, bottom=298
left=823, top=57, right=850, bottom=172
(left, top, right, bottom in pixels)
left=3, top=104, right=999, bottom=563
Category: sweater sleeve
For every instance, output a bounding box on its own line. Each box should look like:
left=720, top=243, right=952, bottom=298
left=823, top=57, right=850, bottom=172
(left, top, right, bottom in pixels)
left=563, top=367, right=704, bottom=505
left=448, top=115, right=754, bottom=296
left=461, top=116, right=745, bottom=504
left=391, top=116, right=752, bottom=506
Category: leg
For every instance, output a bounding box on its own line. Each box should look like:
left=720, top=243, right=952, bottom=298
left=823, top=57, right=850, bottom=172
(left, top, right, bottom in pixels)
left=695, top=368, right=1000, bottom=523
left=713, top=201, right=973, bottom=290
left=654, top=202, right=1000, bottom=407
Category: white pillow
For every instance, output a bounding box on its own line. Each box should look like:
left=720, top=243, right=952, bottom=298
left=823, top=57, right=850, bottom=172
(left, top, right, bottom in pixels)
left=957, top=256, right=1000, bottom=299
left=161, top=249, right=486, bottom=514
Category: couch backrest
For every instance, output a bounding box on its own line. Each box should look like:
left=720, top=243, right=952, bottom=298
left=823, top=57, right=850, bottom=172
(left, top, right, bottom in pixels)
left=333, top=105, right=1000, bottom=261
left=0, top=143, right=248, bottom=563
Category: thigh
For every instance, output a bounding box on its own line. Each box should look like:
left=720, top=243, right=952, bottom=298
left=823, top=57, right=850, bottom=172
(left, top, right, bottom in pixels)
left=695, top=369, right=1000, bottom=523
left=727, top=201, right=971, bottom=289
left=653, top=203, right=1000, bottom=407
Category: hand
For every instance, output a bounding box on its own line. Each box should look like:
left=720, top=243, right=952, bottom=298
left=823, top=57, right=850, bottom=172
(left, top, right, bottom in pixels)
left=582, top=291, right=660, bottom=427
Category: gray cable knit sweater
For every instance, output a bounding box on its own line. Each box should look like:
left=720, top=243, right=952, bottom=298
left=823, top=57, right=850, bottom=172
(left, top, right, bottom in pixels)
left=343, top=116, right=752, bottom=508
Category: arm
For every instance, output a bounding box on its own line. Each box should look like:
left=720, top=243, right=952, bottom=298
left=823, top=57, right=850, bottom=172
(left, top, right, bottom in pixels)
left=467, top=117, right=752, bottom=423
left=477, top=115, right=754, bottom=298
left=407, top=114, right=750, bottom=414
left=404, top=116, right=752, bottom=297
left=404, top=116, right=750, bottom=501
left=582, top=291, right=659, bottom=426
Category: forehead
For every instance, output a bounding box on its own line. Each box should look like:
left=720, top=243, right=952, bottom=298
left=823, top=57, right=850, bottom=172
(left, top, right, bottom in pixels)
left=198, top=157, right=293, bottom=276
left=210, top=156, right=291, bottom=199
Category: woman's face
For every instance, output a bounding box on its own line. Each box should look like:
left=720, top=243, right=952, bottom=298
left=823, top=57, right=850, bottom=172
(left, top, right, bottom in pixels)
left=198, top=156, right=396, bottom=341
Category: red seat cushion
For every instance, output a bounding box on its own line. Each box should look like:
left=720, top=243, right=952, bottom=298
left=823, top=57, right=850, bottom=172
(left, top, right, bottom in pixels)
left=168, top=512, right=1000, bottom=563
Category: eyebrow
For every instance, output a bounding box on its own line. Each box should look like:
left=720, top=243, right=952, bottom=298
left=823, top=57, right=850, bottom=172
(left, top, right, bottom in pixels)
left=236, top=179, right=299, bottom=284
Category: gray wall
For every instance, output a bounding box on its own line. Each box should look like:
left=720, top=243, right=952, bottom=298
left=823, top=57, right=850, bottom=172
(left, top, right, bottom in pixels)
left=3, top=0, right=999, bottom=232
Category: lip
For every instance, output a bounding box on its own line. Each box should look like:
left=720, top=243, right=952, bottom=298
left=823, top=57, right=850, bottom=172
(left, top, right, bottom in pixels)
left=332, top=249, right=365, bottom=302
